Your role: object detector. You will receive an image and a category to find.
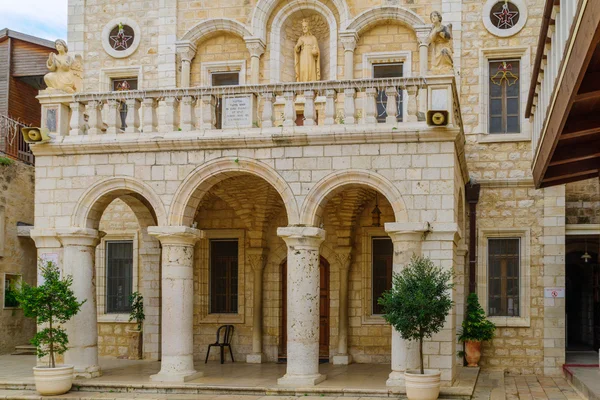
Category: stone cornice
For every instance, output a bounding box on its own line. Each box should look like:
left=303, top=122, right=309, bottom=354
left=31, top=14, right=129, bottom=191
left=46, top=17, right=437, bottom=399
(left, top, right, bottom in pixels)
left=30, top=125, right=462, bottom=157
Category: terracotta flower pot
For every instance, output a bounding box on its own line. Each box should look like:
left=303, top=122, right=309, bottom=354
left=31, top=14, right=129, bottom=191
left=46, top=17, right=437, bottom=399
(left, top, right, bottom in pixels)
left=465, top=340, right=481, bottom=367
left=404, top=369, right=441, bottom=400
left=126, top=328, right=143, bottom=360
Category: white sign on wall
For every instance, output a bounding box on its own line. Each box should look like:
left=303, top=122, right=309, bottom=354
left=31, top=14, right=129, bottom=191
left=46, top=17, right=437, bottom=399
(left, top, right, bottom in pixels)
left=222, top=94, right=256, bottom=129
left=544, top=288, right=565, bottom=298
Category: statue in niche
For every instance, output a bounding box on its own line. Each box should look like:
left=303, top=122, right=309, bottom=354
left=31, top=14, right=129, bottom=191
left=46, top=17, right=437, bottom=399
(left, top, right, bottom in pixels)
left=294, top=19, right=321, bottom=82
left=428, top=11, right=454, bottom=74
left=44, top=39, right=83, bottom=93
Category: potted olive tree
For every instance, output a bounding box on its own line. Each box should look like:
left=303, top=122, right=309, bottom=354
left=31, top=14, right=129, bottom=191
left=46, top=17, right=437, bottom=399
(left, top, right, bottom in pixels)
left=15, top=260, right=85, bottom=396
left=127, top=291, right=145, bottom=360
left=379, top=256, right=453, bottom=400
left=458, top=293, right=495, bottom=367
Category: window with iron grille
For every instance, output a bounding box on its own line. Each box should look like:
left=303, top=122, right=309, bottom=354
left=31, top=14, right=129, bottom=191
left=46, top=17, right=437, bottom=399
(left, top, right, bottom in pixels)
left=106, top=240, right=134, bottom=314
left=489, top=59, right=520, bottom=133
left=372, top=237, right=393, bottom=315
left=373, top=63, right=403, bottom=123
left=210, top=239, right=239, bottom=314
left=488, top=238, right=520, bottom=317
left=212, top=72, right=240, bottom=129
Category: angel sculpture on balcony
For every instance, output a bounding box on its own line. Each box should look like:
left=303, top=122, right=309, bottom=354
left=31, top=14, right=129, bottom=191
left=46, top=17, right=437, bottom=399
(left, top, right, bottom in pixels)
left=294, top=19, right=321, bottom=82
left=429, top=11, right=454, bottom=75
left=44, top=39, right=83, bottom=93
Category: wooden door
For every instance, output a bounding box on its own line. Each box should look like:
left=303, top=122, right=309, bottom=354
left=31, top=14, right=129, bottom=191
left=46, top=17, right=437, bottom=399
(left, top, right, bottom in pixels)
left=280, top=257, right=330, bottom=360
left=593, top=264, right=600, bottom=349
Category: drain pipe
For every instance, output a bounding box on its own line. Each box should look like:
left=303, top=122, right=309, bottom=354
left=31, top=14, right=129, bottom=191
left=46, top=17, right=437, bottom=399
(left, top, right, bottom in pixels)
left=466, top=181, right=481, bottom=294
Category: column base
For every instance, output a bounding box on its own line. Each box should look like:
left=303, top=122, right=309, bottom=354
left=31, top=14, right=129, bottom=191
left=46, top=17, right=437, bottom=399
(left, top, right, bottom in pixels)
left=150, top=370, right=203, bottom=383
left=74, top=365, right=102, bottom=379
left=246, top=353, right=264, bottom=363
left=386, top=370, right=406, bottom=387
left=332, top=354, right=352, bottom=365
left=277, top=373, right=326, bottom=386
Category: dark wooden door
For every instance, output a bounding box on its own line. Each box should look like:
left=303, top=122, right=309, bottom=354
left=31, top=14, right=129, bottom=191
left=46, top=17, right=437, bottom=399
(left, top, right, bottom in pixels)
left=280, top=257, right=330, bottom=360
left=593, top=264, right=600, bottom=349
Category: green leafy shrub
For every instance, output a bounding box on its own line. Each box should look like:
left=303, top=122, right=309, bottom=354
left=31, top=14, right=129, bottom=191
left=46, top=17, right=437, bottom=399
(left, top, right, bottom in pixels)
left=0, top=157, right=14, bottom=166
left=128, top=291, right=145, bottom=331
left=15, top=260, right=85, bottom=368
left=378, top=256, right=454, bottom=374
left=4, top=280, right=19, bottom=307
left=458, top=293, right=495, bottom=343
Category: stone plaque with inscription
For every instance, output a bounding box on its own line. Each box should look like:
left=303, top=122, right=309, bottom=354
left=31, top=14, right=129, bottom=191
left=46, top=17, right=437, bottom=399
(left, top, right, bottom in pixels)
left=222, top=94, right=256, bottom=129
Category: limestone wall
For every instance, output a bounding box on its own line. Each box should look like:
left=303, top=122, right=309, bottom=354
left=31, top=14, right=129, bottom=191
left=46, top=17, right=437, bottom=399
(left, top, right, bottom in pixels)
left=0, top=160, right=36, bottom=355
left=566, top=178, right=600, bottom=225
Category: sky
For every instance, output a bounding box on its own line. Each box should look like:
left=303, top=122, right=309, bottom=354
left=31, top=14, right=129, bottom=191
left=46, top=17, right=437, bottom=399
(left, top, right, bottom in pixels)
left=0, top=0, right=68, bottom=41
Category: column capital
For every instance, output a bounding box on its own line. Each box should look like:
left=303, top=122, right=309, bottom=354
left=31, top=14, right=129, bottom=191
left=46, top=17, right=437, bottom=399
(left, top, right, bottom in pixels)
left=335, top=246, right=352, bottom=270
left=414, top=24, right=432, bottom=46
left=384, top=222, right=428, bottom=242
left=148, top=226, right=204, bottom=246
left=57, top=227, right=104, bottom=247
left=245, top=36, right=266, bottom=58
left=277, top=226, right=325, bottom=249
left=247, top=247, right=269, bottom=272
left=30, top=228, right=61, bottom=248
left=175, top=40, right=197, bottom=63
left=339, top=30, right=358, bottom=52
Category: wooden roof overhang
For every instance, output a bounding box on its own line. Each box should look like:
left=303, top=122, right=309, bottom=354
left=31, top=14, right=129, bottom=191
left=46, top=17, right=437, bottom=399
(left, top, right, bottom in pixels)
left=527, top=0, right=600, bottom=188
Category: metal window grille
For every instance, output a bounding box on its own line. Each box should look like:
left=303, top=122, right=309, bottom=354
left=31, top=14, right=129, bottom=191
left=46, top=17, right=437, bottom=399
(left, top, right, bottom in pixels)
left=106, top=240, right=134, bottom=314
left=489, top=59, right=520, bottom=133
left=488, top=238, right=520, bottom=317
left=210, top=239, right=239, bottom=314
left=372, top=237, right=393, bottom=315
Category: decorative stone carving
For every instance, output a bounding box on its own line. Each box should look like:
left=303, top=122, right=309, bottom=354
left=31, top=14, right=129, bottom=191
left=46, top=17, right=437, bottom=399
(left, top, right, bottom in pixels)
left=44, top=39, right=83, bottom=94
left=428, top=11, right=454, bottom=75
left=294, top=19, right=321, bottom=82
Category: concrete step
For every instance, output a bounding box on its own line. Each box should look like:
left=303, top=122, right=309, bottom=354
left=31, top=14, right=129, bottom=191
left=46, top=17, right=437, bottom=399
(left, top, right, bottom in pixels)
left=11, top=345, right=36, bottom=356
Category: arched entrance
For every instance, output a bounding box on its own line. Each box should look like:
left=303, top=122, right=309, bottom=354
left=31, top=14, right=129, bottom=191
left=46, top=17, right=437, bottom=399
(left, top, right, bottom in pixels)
left=280, top=256, right=330, bottom=361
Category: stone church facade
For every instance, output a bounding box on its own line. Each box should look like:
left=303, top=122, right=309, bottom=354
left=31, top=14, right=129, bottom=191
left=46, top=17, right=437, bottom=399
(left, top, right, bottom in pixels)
left=29, top=0, right=595, bottom=388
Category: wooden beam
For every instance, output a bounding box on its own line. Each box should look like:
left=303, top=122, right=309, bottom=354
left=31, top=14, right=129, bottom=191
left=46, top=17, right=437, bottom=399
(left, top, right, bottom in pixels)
left=550, top=142, right=600, bottom=166
left=540, top=172, right=600, bottom=187
left=561, top=116, right=600, bottom=136
left=543, top=158, right=600, bottom=182
left=579, top=71, right=600, bottom=93
left=574, top=89, right=600, bottom=102
left=560, top=126, right=600, bottom=141
left=532, top=0, right=600, bottom=188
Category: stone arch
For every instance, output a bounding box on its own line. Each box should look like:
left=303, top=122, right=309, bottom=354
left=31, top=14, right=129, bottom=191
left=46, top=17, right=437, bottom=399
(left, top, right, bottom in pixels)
left=72, top=176, right=168, bottom=229
left=345, top=5, right=426, bottom=37
left=300, top=170, right=408, bottom=226
left=268, top=0, right=338, bottom=82
left=170, top=157, right=300, bottom=226
left=180, top=18, right=252, bottom=45
left=251, top=0, right=350, bottom=42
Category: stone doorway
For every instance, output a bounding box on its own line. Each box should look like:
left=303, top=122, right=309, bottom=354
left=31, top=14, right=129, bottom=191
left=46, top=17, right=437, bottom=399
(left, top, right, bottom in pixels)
left=279, top=257, right=330, bottom=361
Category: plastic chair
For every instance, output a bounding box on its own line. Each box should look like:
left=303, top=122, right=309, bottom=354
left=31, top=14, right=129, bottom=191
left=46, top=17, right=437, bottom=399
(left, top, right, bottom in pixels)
left=205, top=324, right=235, bottom=364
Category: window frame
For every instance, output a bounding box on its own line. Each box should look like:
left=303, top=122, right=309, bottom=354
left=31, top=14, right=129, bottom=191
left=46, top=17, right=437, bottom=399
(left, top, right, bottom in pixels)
left=3, top=273, right=21, bottom=309
left=477, top=228, right=530, bottom=327
left=361, top=226, right=390, bottom=324
left=199, top=229, right=245, bottom=324
left=105, top=240, right=135, bottom=315
left=96, top=231, right=139, bottom=323
left=371, top=236, right=394, bottom=315
left=488, top=59, right=521, bottom=135
left=209, top=238, right=239, bottom=314
left=477, top=47, right=531, bottom=143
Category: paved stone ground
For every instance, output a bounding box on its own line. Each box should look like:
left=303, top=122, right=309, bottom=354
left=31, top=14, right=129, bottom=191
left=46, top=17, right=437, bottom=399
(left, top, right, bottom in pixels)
left=0, top=392, right=391, bottom=399
left=473, top=371, right=584, bottom=400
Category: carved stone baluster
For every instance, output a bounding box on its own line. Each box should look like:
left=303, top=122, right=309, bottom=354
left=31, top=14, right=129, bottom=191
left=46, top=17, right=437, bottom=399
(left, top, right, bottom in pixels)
left=344, top=88, right=357, bottom=125
left=125, top=98, right=141, bottom=133
left=363, top=88, right=377, bottom=124
left=142, top=99, right=156, bottom=133
left=303, top=90, right=316, bottom=126
left=385, top=87, right=398, bottom=124
left=159, top=97, right=177, bottom=133
left=283, top=91, right=296, bottom=127
left=106, top=100, right=121, bottom=135
left=87, top=100, right=103, bottom=135
left=180, top=96, right=194, bottom=131
left=407, top=86, right=418, bottom=122
left=69, top=102, right=84, bottom=136
left=200, top=95, right=216, bottom=130
left=261, top=92, right=275, bottom=128
left=324, top=89, right=337, bottom=125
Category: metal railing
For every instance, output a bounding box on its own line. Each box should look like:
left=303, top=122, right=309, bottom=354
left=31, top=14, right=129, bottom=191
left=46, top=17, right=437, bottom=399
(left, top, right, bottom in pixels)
left=0, top=115, right=34, bottom=165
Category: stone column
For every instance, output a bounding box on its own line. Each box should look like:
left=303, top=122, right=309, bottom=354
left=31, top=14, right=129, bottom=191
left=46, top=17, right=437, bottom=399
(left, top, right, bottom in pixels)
left=245, top=38, right=266, bottom=85
left=415, top=26, right=431, bottom=118
left=340, top=32, right=358, bottom=80
left=175, top=41, right=197, bottom=88
left=277, top=227, right=326, bottom=386
left=56, top=228, right=103, bottom=378
left=333, top=246, right=352, bottom=365
left=148, top=226, right=203, bottom=382
left=384, top=222, right=427, bottom=387
left=247, top=248, right=268, bottom=363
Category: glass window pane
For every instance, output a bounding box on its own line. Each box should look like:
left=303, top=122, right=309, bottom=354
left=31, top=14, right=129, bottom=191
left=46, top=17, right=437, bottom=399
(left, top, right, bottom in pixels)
left=210, top=239, right=239, bottom=314
left=106, top=241, right=134, bottom=314
left=490, top=99, right=503, bottom=115
left=490, top=117, right=503, bottom=133
left=211, top=72, right=240, bottom=86
left=373, top=63, right=403, bottom=78
left=507, top=116, right=520, bottom=133
left=488, top=238, right=520, bottom=317
left=507, top=98, right=519, bottom=115
left=372, top=237, right=393, bottom=314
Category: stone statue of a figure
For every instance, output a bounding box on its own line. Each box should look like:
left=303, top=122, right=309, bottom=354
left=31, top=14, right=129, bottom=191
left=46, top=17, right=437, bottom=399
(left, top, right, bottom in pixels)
left=294, top=19, right=321, bottom=82
left=429, top=11, right=454, bottom=74
left=44, top=39, right=83, bottom=93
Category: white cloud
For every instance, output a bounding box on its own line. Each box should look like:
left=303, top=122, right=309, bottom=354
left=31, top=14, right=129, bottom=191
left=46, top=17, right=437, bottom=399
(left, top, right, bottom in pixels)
left=0, top=0, right=67, bottom=41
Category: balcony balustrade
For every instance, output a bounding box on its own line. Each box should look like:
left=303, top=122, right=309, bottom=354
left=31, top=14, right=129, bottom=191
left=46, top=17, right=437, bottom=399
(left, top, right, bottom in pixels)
left=36, top=76, right=461, bottom=141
